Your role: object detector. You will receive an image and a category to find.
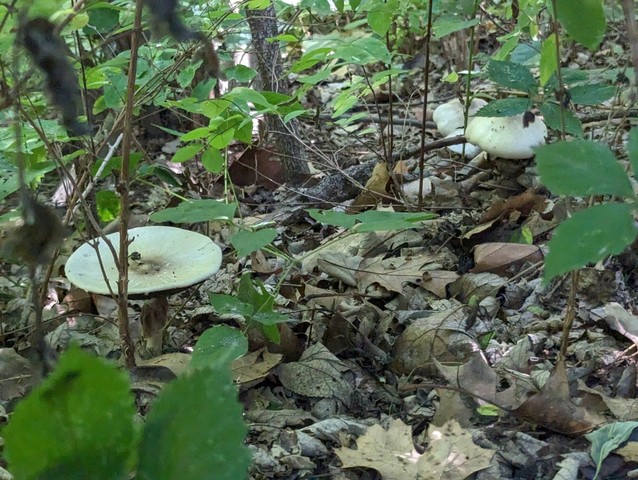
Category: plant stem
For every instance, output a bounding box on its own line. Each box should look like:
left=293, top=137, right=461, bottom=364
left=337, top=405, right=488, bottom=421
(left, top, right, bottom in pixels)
left=117, top=0, right=144, bottom=368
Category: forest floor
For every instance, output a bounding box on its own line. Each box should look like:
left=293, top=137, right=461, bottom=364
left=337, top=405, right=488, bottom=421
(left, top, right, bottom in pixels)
left=3, top=21, right=638, bottom=480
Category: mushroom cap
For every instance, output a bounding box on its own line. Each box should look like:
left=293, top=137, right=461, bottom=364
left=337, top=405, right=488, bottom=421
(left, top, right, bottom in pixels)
left=465, top=112, right=547, bottom=159
left=65, top=226, right=222, bottom=298
left=432, top=98, right=488, bottom=137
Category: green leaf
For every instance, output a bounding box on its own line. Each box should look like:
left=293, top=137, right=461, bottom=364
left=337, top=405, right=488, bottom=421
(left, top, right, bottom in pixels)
left=587, top=422, right=638, bottom=480
left=487, top=60, right=538, bottom=94
left=544, top=203, right=638, bottom=281
left=628, top=128, right=638, bottom=182
left=253, top=311, right=290, bottom=325
left=210, top=127, right=236, bottom=149
left=86, top=5, right=120, bottom=34
left=367, top=0, right=397, bottom=37
left=137, top=366, right=250, bottom=480
left=3, top=348, right=135, bottom=480
left=177, top=61, right=201, bottom=88
left=535, top=140, right=633, bottom=197
left=201, top=148, right=225, bottom=173
left=96, top=190, right=120, bottom=222
left=209, top=294, right=254, bottom=317
left=555, top=0, right=606, bottom=51
left=180, top=127, right=211, bottom=142
left=237, top=273, right=274, bottom=314
left=191, top=325, right=248, bottom=370
left=292, top=48, right=334, bottom=73
left=334, top=37, right=391, bottom=65
left=539, top=34, right=557, bottom=87
left=172, top=143, right=204, bottom=163
left=307, top=209, right=435, bottom=232
left=569, top=84, right=615, bottom=105
left=539, top=102, right=583, bottom=136
left=473, top=98, right=531, bottom=117
left=231, top=228, right=278, bottom=258
left=150, top=199, right=236, bottom=223
left=432, top=15, right=479, bottom=39
left=225, top=65, right=257, bottom=83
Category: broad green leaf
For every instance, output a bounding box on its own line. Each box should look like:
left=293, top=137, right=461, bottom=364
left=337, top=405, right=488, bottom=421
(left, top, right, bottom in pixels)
left=569, top=84, right=615, bottom=105
left=150, top=199, right=236, bottom=223
left=539, top=34, right=557, bottom=87
left=172, top=143, right=204, bottom=163
left=307, top=209, right=435, bottom=232
left=587, top=422, right=638, bottom=480
left=253, top=311, right=290, bottom=325
left=544, top=203, right=638, bottom=281
left=180, top=127, right=211, bottom=142
left=628, top=127, right=638, bottom=181
left=473, top=98, right=530, bottom=117
left=237, top=274, right=275, bottom=314
left=493, top=33, right=520, bottom=61
left=137, top=366, right=250, bottom=480
left=539, top=102, right=583, bottom=136
left=367, top=0, right=397, bottom=37
left=86, top=5, right=120, bottom=34
left=201, top=148, right=225, bottom=173
left=292, top=48, right=334, bottom=73
left=177, top=61, right=202, bottom=88
left=96, top=190, right=120, bottom=222
left=225, top=65, right=257, bottom=83
left=209, top=294, right=254, bottom=317
left=3, top=348, right=135, bottom=480
left=432, top=15, right=479, bottom=39
left=210, top=127, right=235, bottom=149
left=487, top=60, right=538, bottom=94
left=510, top=40, right=541, bottom=65
left=231, top=228, right=278, bottom=258
left=555, top=0, right=606, bottom=51
left=535, top=140, right=633, bottom=197
left=191, top=325, right=248, bottom=370
left=334, top=37, right=391, bottom=65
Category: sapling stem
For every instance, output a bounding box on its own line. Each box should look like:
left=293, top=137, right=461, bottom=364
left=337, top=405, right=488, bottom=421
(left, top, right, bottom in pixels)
left=117, top=0, right=145, bottom=368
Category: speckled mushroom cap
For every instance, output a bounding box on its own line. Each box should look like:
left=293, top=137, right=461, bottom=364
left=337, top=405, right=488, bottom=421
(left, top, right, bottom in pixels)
left=65, top=226, right=222, bottom=298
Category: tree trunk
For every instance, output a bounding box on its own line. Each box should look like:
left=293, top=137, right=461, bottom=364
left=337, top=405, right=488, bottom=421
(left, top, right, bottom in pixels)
left=246, top=4, right=310, bottom=185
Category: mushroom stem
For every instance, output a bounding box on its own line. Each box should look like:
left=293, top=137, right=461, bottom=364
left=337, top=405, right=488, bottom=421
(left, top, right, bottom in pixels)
left=140, top=296, right=169, bottom=357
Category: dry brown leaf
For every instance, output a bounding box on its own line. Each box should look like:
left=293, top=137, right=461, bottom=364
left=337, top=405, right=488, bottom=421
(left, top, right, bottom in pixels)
left=391, top=308, right=472, bottom=375
left=419, top=419, right=494, bottom=480
left=228, top=146, right=284, bottom=189
left=357, top=253, right=439, bottom=293
left=279, top=343, right=353, bottom=406
left=579, top=381, right=638, bottom=421
left=471, top=242, right=543, bottom=275
left=514, top=360, right=606, bottom=435
left=480, top=189, right=547, bottom=223
left=335, top=418, right=420, bottom=480
left=595, top=302, right=638, bottom=349
left=232, top=348, right=283, bottom=386
left=421, top=270, right=459, bottom=298
left=350, top=162, right=390, bottom=210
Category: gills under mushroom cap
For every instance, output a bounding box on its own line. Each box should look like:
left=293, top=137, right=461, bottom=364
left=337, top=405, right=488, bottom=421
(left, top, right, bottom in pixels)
left=65, top=226, right=222, bottom=298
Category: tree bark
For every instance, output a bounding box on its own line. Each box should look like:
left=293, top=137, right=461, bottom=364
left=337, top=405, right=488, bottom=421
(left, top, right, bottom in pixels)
left=246, top=4, right=310, bottom=185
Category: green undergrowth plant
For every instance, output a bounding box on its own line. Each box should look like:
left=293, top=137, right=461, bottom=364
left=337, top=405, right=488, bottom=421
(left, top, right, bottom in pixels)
left=536, top=128, right=638, bottom=282
left=3, top=339, right=250, bottom=480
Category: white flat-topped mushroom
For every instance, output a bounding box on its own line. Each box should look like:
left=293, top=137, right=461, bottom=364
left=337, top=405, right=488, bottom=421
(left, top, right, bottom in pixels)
left=432, top=98, right=488, bottom=137
left=65, top=226, right=222, bottom=299
left=465, top=111, right=547, bottom=159
left=66, top=226, right=223, bottom=357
